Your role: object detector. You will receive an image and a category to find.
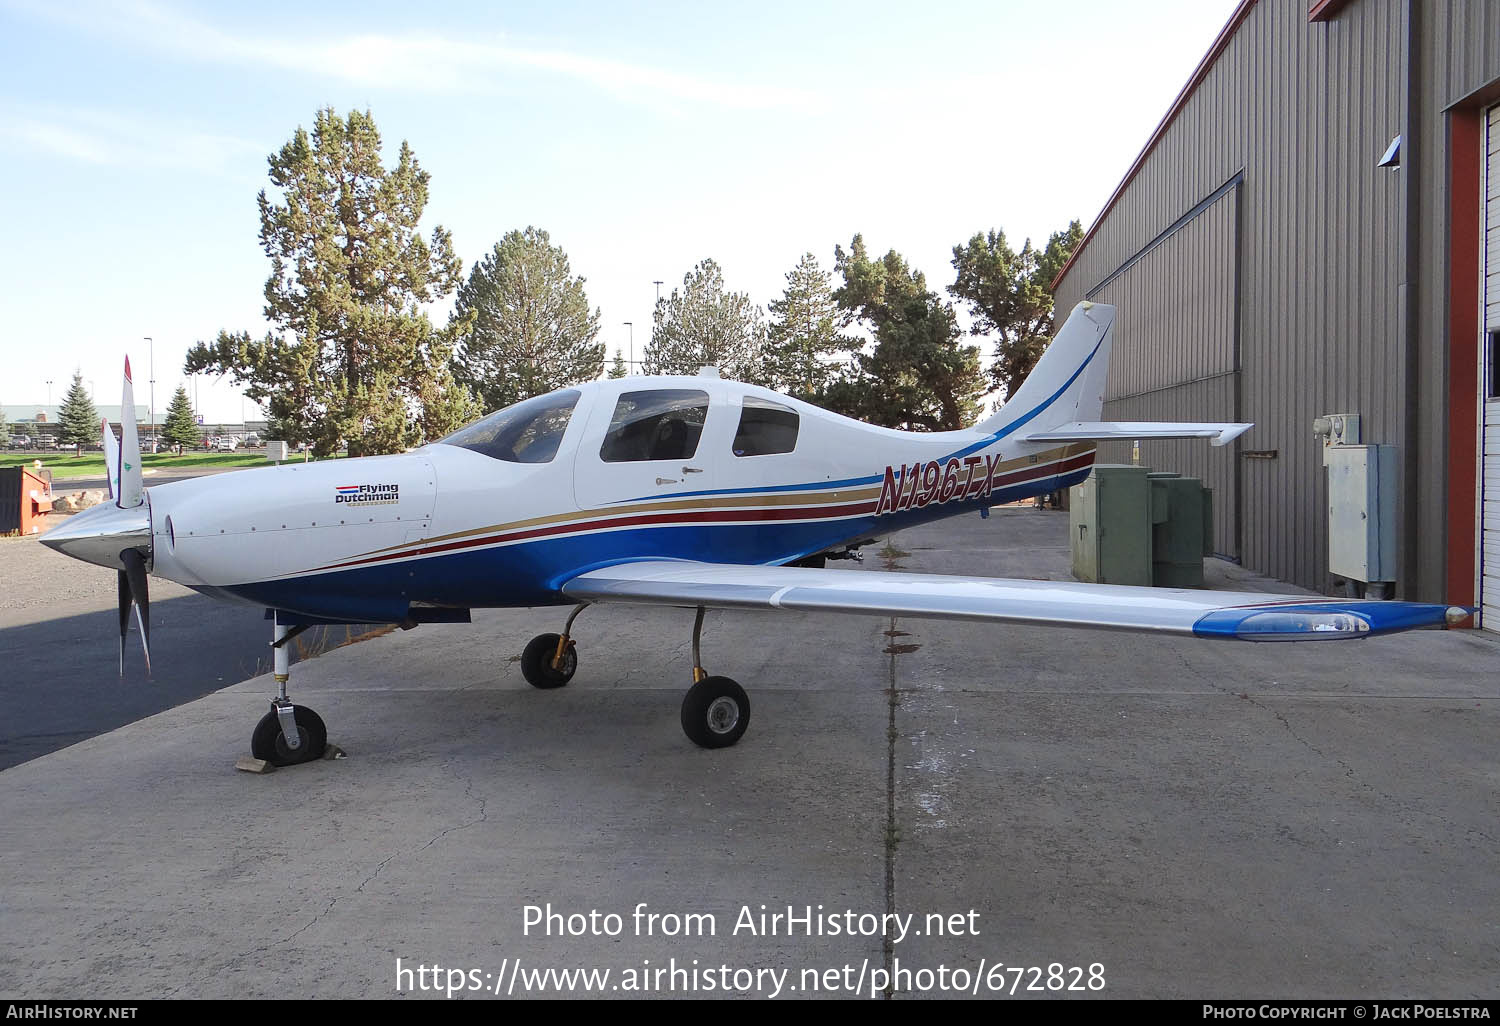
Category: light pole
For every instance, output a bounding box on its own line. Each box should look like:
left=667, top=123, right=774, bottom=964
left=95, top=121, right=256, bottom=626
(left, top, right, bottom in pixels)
left=144, top=337, right=155, bottom=453
left=623, top=322, right=633, bottom=374
left=45, top=379, right=53, bottom=407
left=653, top=280, right=663, bottom=304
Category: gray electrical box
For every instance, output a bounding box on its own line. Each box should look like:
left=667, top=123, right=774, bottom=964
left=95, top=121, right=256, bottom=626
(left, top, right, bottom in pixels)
left=1070, top=465, right=1153, bottom=585
left=265, top=441, right=289, bottom=462
left=1327, top=444, right=1396, bottom=583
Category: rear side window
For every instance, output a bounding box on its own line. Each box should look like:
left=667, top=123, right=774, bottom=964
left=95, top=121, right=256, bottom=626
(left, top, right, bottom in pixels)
left=601, top=389, right=709, bottom=462
left=733, top=397, right=799, bottom=457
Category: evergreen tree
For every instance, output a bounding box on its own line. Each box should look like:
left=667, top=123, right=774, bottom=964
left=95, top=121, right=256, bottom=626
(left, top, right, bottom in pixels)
left=824, top=236, right=985, bottom=431
left=184, top=107, right=478, bottom=457
left=0, top=399, right=9, bottom=446
left=608, top=350, right=628, bottom=379
left=764, top=253, right=858, bottom=400
left=451, top=227, right=604, bottom=411
left=644, top=259, right=767, bottom=382
left=950, top=220, right=1083, bottom=400
left=57, top=372, right=99, bottom=454
left=161, top=386, right=199, bottom=454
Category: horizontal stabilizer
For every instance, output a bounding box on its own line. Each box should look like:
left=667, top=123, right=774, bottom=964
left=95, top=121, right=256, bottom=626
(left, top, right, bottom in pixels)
left=562, top=560, right=1469, bottom=641
left=1022, top=421, right=1253, bottom=447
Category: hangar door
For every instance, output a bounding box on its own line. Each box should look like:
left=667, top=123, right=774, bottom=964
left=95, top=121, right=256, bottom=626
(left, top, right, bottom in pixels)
left=1088, top=182, right=1241, bottom=558
left=1481, top=104, right=1500, bottom=631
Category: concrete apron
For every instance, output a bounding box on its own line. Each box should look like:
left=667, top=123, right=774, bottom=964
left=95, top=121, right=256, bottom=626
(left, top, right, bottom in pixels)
left=0, top=508, right=1496, bottom=999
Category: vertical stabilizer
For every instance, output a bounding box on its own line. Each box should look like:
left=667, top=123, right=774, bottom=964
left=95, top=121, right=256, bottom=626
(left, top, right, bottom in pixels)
left=973, top=302, right=1115, bottom=438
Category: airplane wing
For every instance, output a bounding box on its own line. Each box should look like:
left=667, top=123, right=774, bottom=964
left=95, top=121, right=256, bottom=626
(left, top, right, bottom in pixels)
left=560, top=560, right=1468, bottom=640
left=1021, top=421, right=1253, bottom=447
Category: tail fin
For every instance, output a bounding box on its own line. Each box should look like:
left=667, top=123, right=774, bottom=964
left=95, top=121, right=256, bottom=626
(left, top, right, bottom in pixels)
left=974, top=301, right=1115, bottom=437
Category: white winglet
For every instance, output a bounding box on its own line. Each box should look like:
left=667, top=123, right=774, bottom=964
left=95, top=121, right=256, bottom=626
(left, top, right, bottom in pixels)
left=1022, top=421, right=1253, bottom=447
left=117, top=357, right=144, bottom=509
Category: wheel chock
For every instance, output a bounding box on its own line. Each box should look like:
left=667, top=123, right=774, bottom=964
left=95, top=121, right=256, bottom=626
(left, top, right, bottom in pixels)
left=235, top=755, right=276, bottom=774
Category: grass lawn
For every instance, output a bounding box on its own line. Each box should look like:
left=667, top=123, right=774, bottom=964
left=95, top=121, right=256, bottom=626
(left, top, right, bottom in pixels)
left=0, top=451, right=296, bottom=479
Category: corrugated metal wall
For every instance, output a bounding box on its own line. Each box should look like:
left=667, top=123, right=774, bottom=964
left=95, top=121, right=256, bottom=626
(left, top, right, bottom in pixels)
left=1090, top=185, right=1242, bottom=555
left=1055, top=0, right=1436, bottom=595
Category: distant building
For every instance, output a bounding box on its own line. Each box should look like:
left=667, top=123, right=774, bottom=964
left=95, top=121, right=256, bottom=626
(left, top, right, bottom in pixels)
left=1051, top=0, right=1499, bottom=628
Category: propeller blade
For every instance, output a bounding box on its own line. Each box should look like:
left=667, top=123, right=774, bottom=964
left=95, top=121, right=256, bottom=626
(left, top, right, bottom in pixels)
left=118, top=357, right=144, bottom=509
left=116, top=569, right=130, bottom=677
left=101, top=417, right=120, bottom=501
left=120, top=547, right=152, bottom=677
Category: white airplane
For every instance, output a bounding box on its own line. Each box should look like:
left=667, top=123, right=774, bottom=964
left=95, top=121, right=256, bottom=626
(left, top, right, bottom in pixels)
left=42, top=303, right=1470, bottom=764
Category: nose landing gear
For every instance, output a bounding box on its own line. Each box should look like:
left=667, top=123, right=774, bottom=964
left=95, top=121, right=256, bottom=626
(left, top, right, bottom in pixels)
left=250, top=619, right=328, bottom=767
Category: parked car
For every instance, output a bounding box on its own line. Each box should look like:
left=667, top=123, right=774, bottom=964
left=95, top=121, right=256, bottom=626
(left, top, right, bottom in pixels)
left=9, top=435, right=31, bottom=449
left=216, top=436, right=237, bottom=451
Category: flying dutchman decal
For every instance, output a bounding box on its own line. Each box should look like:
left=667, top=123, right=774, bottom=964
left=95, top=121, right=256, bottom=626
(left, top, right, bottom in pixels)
left=335, top=484, right=400, bottom=505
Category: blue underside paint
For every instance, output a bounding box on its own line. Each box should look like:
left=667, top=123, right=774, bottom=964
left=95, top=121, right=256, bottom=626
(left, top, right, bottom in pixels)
left=228, top=467, right=1092, bottom=621
left=1192, top=601, right=1456, bottom=640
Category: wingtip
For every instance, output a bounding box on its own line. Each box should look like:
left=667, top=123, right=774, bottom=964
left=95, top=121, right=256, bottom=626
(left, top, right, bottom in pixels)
left=124, top=356, right=132, bottom=382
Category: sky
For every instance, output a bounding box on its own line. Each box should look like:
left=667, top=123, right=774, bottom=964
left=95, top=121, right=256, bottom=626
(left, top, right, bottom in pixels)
left=0, top=0, right=1242, bottom=424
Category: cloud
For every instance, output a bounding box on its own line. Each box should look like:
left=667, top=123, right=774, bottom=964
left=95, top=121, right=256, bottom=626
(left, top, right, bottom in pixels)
left=0, top=103, right=265, bottom=173
left=14, top=0, right=820, bottom=111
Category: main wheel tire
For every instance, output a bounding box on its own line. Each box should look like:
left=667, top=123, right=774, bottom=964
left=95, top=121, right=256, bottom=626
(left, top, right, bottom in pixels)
left=680, top=676, right=750, bottom=749
left=521, top=633, right=577, bottom=689
left=251, top=706, right=328, bottom=767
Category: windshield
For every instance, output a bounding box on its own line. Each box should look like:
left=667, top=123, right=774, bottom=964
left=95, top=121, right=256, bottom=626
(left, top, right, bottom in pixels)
left=438, top=389, right=581, bottom=463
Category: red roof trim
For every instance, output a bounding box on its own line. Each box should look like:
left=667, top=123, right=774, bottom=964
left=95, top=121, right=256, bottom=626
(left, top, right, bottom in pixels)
left=1051, top=0, right=1259, bottom=291
left=1308, top=0, right=1355, bottom=23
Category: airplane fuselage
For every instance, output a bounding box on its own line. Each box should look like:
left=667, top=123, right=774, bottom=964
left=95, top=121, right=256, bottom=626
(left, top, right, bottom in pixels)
left=142, top=375, right=1096, bottom=623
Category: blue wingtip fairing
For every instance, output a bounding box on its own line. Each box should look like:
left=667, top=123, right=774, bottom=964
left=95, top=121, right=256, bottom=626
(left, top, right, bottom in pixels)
left=1193, top=602, right=1473, bottom=641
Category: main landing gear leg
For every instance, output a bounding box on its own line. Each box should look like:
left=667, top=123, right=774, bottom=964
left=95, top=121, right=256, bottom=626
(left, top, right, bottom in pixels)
left=521, top=604, right=584, bottom=689
left=680, top=605, right=750, bottom=749
left=250, top=617, right=328, bottom=766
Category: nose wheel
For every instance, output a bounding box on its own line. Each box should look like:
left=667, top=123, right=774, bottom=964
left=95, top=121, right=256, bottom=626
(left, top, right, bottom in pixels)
left=252, top=703, right=327, bottom=766
left=250, top=618, right=328, bottom=767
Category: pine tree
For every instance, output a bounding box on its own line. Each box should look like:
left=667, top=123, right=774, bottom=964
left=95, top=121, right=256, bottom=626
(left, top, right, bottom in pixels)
left=0, top=399, right=9, bottom=446
left=161, top=386, right=199, bottom=454
left=184, top=107, right=479, bottom=456
left=451, top=226, right=604, bottom=411
left=950, top=220, right=1083, bottom=400
left=823, top=236, right=985, bottom=431
left=57, top=372, right=99, bottom=454
left=644, top=259, right=767, bottom=382
left=608, top=350, right=628, bottom=378
left=764, top=252, right=859, bottom=400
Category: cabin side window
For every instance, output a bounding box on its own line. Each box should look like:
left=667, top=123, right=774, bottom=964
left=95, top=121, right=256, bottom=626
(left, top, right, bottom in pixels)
left=732, top=397, right=799, bottom=457
left=600, top=389, right=709, bottom=463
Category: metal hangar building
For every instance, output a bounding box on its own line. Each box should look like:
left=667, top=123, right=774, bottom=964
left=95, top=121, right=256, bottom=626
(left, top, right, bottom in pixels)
left=1051, top=0, right=1500, bottom=626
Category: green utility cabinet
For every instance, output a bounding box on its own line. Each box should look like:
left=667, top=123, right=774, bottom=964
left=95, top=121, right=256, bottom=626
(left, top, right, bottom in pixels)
left=1071, top=465, right=1214, bottom=588
left=1147, top=473, right=1213, bottom=588
left=1070, top=465, right=1153, bottom=585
